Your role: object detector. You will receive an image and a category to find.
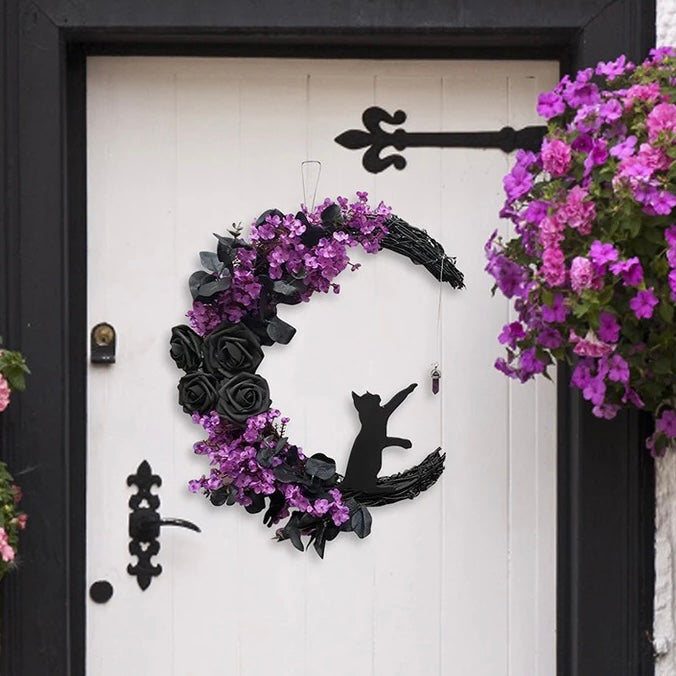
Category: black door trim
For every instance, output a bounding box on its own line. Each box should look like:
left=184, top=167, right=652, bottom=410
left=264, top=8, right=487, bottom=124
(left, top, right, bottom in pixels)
left=0, top=1, right=656, bottom=673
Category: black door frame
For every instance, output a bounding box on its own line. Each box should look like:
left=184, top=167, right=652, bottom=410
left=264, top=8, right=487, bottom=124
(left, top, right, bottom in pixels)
left=0, top=1, right=657, bottom=674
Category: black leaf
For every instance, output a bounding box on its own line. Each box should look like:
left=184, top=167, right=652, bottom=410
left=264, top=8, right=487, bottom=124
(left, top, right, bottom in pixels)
left=300, top=224, right=327, bottom=248
left=313, top=522, right=327, bottom=559
left=272, top=278, right=306, bottom=303
left=255, top=209, right=285, bottom=227
left=209, top=487, right=228, bottom=506
left=196, top=272, right=232, bottom=300
left=200, top=251, right=222, bottom=273
left=305, top=453, right=337, bottom=481
left=263, top=491, right=286, bottom=527
left=351, top=504, right=372, bottom=539
left=266, top=316, right=297, bottom=345
left=189, top=271, right=211, bottom=299
left=320, top=203, right=343, bottom=227
left=244, top=492, right=266, bottom=514
left=273, top=464, right=300, bottom=484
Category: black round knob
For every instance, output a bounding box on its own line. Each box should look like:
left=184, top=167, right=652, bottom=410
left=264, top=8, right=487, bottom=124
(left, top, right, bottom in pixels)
left=89, top=580, right=114, bottom=604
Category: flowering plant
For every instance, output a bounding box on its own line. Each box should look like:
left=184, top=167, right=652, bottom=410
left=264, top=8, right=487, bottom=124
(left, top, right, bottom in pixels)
left=0, top=465, right=27, bottom=578
left=486, top=47, right=676, bottom=454
left=0, top=339, right=29, bottom=575
left=173, top=193, right=458, bottom=556
left=0, top=340, right=30, bottom=413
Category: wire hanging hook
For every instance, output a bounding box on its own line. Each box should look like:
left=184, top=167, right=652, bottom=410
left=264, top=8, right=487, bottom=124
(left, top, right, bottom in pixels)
left=301, top=160, right=322, bottom=212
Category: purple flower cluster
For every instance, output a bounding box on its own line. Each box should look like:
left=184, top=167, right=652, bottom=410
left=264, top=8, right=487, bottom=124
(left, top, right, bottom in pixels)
left=487, top=48, right=676, bottom=454
left=181, top=193, right=391, bottom=551
left=188, top=409, right=351, bottom=528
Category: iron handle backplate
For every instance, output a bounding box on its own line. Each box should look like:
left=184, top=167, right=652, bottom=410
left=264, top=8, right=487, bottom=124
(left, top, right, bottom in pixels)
left=126, top=460, right=200, bottom=590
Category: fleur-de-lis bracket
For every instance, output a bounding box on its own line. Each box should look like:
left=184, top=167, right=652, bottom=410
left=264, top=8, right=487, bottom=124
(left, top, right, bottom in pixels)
left=334, top=106, right=547, bottom=174
left=126, top=460, right=201, bottom=590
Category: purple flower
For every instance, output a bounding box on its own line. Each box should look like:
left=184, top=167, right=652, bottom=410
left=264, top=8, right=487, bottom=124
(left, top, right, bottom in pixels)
left=669, top=269, right=676, bottom=301
left=596, top=55, right=632, bottom=80
left=609, top=135, right=637, bottom=160
left=519, top=347, right=547, bottom=378
left=643, top=189, right=676, bottom=216
left=571, top=360, right=594, bottom=389
left=593, top=403, right=620, bottom=419
left=537, top=327, right=562, bottom=349
left=609, top=257, right=643, bottom=286
left=582, top=376, right=606, bottom=406
left=485, top=250, right=530, bottom=299
left=537, top=91, right=566, bottom=119
left=503, top=164, right=533, bottom=201
left=607, top=355, right=630, bottom=383
left=629, top=288, right=659, bottom=319
left=589, top=241, right=619, bottom=266
left=564, top=80, right=601, bottom=108
left=542, top=293, right=568, bottom=323
left=657, top=410, right=676, bottom=438
left=498, top=321, right=526, bottom=349
left=665, top=225, right=676, bottom=248
left=572, top=133, right=593, bottom=153
left=598, top=312, right=620, bottom=343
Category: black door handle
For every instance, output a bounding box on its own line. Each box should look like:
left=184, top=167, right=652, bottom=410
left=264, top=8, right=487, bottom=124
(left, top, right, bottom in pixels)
left=129, top=508, right=201, bottom=542
left=126, top=460, right=201, bottom=590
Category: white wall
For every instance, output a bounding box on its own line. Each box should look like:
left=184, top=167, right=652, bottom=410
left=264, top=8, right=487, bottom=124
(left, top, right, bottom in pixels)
left=655, top=5, right=676, bottom=673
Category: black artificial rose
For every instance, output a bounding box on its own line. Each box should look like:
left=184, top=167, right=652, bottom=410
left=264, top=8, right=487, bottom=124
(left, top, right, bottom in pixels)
left=215, top=373, right=271, bottom=423
left=178, top=372, right=219, bottom=414
left=169, top=325, right=203, bottom=372
left=202, top=322, right=264, bottom=378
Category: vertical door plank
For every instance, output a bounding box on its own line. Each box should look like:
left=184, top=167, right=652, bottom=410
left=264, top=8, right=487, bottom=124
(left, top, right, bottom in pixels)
left=87, top=58, right=178, bottom=675
left=371, top=71, right=444, bottom=676
left=440, top=63, right=512, bottom=675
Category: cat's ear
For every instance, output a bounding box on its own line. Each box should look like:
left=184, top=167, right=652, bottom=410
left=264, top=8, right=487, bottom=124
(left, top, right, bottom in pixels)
left=351, top=391, right=361, bottom=405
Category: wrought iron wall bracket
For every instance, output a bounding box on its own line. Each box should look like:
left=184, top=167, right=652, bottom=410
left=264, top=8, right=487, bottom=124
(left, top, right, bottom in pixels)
left=335, top=106, right=546, bottom=174
left=127, top=460, right=200, bottom=590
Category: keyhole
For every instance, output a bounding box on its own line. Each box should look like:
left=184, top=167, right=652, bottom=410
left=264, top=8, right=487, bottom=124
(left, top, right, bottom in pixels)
left=93, top=324, right=114, bottom=347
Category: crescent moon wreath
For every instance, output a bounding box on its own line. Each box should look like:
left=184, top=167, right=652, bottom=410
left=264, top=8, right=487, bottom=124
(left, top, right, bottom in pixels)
left=170, top=193, right=464, bottom=557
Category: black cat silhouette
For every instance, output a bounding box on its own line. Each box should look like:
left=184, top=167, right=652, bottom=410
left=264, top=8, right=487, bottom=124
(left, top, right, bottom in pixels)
left=341, top=383, right=417, bottom=492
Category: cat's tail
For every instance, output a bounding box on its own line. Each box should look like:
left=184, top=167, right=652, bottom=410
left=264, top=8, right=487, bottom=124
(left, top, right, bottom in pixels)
left=340, top=447, right=445, bottom=507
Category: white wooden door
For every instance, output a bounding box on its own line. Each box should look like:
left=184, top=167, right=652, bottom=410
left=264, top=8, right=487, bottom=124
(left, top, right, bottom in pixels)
left=87, top=57, right=558, bottom=676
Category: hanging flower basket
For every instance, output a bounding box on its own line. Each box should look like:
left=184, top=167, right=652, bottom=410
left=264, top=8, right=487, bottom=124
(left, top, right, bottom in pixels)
left=486, top=47, right=676, bottom=454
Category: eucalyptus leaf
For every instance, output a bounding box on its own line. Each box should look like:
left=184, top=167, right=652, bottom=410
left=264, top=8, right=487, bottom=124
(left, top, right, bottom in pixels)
left=199, top=251, right=222, bottom=273
left=196, top=272, right=232, bottom=299
left=189, top=270, right=211, bottom=299
left=273, top=464, right=300, bottom=483
left=226, top=485, right=238, bottom=506
left=305, top=453, right=337, bottom=480
left=272, top=278, right=306, bottom=300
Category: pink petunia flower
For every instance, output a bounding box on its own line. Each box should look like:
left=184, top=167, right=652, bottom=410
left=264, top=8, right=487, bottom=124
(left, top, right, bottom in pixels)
left=0, top=375, right=10, bottom=412
left=541, top=138, right=572, bottom=177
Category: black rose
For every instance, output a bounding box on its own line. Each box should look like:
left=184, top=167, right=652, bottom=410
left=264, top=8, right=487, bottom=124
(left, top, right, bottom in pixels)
left=203, top=323, right=264, bottom=378
left=169, top=325, right=203, bottom=372
left=215, top=373, right=271, bottom=423
left=178, top=372, right=219, bottom=414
